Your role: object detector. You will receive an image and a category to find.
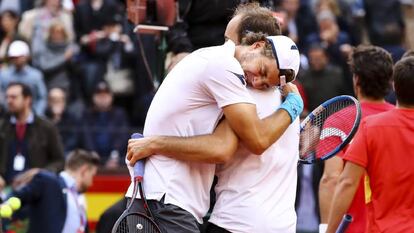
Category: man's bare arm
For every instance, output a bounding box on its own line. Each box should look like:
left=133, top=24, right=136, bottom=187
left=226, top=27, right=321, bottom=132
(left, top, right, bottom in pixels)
left=222, top=83, right=302, bottom=155
left=326, top=162, right=364, bottom=233
left=319, top=155, right=344, bottom=223
left=127, top=120, right=239, bottom=165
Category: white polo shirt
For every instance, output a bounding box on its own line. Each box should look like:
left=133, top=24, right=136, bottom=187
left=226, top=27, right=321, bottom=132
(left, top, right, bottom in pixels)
left=126, top=41, right=254, bottom=223
left=209, top=88, right=300, bottom=233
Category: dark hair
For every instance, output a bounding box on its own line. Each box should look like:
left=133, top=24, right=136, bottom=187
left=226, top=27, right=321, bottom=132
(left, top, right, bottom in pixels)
left=234, top=3, right=281, bottom=41
left=349, top=45, right=393, bottom=99
left=393, top=57, right=414, bottom=106
left=402, top=49, right=414, bottom=59
left=7, top=82, right=32, bottom=98
left=65, top=149, right=100, bottom=171
left=308, top=42, right=328, bottom=56
left=0, top=9, right=19, bottom=34
left=0, top=9, right=19, bottom=20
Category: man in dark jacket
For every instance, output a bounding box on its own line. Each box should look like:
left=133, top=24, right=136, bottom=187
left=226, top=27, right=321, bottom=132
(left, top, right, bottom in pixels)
left=0, top=82, right=64, bottom=191
left=11, top=149, right=100, bottom=233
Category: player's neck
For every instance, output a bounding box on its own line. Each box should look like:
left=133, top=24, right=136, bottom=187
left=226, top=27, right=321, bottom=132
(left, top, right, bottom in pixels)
left=357, top=93, right=386, bottom=104
left=66, top=169, right=81, bottom=191
left=397, top=102, right=414, bottom=109
left=234, top=46, right=248, bottom=62
left=15, top=109, right=32, bottom=124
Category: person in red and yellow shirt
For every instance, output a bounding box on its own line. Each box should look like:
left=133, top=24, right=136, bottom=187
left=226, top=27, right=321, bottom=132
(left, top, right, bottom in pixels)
left=326, top=56, right=414, bottom=233
left=319, top=45, right=394, bottom=233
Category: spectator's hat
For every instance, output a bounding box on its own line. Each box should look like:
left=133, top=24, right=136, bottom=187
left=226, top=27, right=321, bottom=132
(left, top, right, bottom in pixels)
left=8, top=40, right=30, bottom=57
left=266, top=35, right=300, bottom=82
left=94, top=81, right=112, bottom=94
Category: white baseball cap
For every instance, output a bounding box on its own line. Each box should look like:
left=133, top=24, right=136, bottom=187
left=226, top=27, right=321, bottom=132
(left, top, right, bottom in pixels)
left=266, top=35, right=300, bottom=82
left=8, top=40, right=30, bottom=57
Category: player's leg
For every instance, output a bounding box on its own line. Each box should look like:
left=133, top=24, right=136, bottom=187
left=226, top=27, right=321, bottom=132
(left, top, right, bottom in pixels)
left=128, top=196, right=200, bottom=233
left=204, top=222, right=231, bottom=233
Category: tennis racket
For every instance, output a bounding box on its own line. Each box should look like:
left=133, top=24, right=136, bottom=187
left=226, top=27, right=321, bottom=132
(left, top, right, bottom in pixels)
left=299, top=95, right=361, bottom=164
left=336, top=214, right=353, bottom=233
left=111, top=133, right=161, bottom=233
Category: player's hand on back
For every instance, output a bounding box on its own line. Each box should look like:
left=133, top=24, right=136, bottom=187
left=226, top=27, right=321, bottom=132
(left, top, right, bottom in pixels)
left=12, top=168, right=41, bottom=189
left=127, top=137, right=157, bottom=165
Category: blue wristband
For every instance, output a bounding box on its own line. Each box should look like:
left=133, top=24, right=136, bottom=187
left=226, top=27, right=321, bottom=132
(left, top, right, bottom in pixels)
left=278, top=93, right=304, bottom=122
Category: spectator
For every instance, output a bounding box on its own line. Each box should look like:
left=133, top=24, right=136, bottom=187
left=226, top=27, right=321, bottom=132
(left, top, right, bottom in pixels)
left=45, top=87, right=81, bottom=155
left=325, top=56, right=414, bottom=233
left=18, top=0, right=74, bottom=45
left=74, top=0, right=123, bottom=95
left=0, top=40, right=47, bottom=115
left=363, top=0, right=405, bottom=47
left=32, top=20, right=79, bottom=92
left=166, top=0, right=243, bottom=71
left=81, top=81, right=129, bottom=168
left=0, top=82, right=64, bottom=192
left=319, top=45, right=395, bottom=233
left=85, top=14, right=136, bottom=97
left=74, top=0, right=122, bottom=44
left=275, top=0, right=318, bottom=50
left=305, top=10, right=351, bottom=67
left=0, top=10, right=23, bottom=67
left=9, top=149, right=99, bottom=233
left=312, top=0, right=360, bottom=45
left=19, top=0, right=75, bottom=62
left=380, top=22, right=407, bottom=63
left=300, top=43, right=347, bottom=112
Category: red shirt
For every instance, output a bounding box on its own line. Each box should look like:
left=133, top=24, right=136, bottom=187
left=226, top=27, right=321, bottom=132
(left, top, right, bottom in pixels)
left=344, top=108, right=414, bottom=233
left=321, top=102, right=394, bottom=233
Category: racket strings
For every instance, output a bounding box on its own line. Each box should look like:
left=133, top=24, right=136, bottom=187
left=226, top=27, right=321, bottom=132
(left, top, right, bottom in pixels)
left=300, top=99, right=357, bottom=160
left=116, top=214, right=160, bottom=233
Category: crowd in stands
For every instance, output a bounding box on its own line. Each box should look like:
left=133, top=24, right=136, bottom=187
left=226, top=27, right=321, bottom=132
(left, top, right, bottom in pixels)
left=0, top=0, right=413, bottom=232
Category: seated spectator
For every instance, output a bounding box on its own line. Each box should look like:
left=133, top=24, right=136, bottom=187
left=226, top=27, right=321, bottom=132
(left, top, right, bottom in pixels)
left=95, top=14, right=136, bottom=96
left=8, top=149, right=99, bottom=233
left=81, top=81, right=129, bottom=168
left=275, top=0, right=318, bottom=50
left=299, top=43, right=348, bottom=112
left=74, top=0, right=122, bottom=44
left=380, top=22, right=406, bottom=63
left=0, top=82, right=64, bottom=192
left=32, top=20, right=79, bottom=92
left=166, top=0, right=242, bottom=71
left=313, top=0, right=360, bottom=45
left=0, top=40, right=47, bottom=115
left=78, top=13, right=136, bottom=100
left=305, top=10, right=351, bottom=67
left=363, top=0, right=405, bottom=47
left=74, top=0, right=124, bottom=99
left=45, top=87, right=81, bottom=155
left=18, top=0, right=74, bottom=44
left=0, top=9, right=23, bottom=68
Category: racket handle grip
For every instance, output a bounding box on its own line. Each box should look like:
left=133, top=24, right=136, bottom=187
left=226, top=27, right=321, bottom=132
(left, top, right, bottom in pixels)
left=335, top=214, right=353, bottom=233
left=131, top=133, right=145, bottom=179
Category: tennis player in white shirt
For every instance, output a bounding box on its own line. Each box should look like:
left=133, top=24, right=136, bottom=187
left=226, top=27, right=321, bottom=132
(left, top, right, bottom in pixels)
left=126, top=4, right=301, bottom=233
